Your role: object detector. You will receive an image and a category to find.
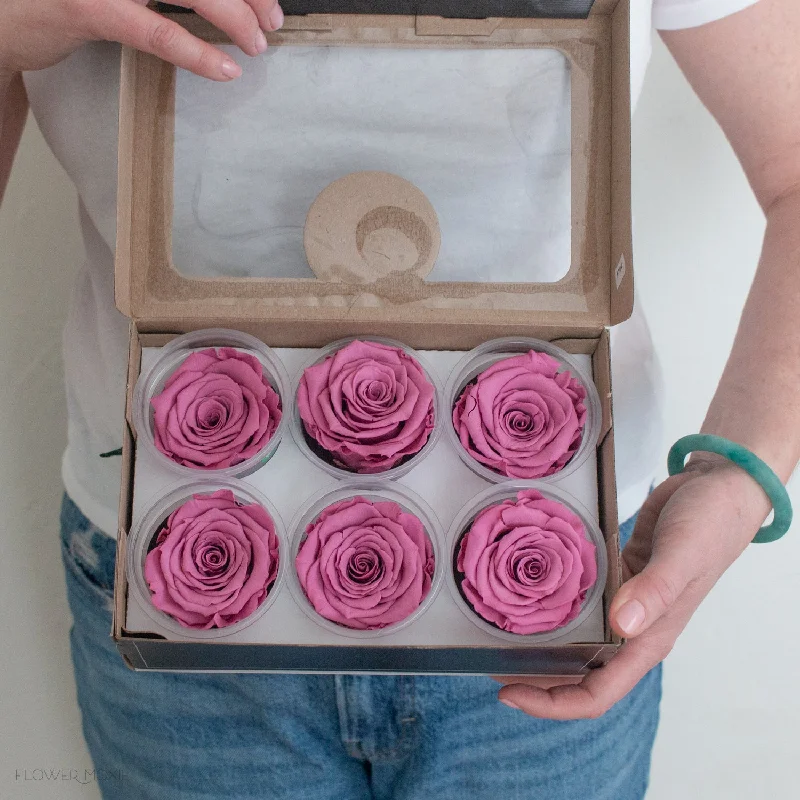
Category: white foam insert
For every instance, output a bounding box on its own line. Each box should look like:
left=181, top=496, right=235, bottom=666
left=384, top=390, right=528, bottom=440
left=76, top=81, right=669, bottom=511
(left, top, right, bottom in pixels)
left=126, top=349, right=604, bottom=647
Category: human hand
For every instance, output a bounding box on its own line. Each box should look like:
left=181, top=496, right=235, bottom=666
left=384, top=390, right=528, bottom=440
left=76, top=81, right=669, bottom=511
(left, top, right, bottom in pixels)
left=0, top=0, right=284, bottom=81
left=496, top=457, right=771, bottom=719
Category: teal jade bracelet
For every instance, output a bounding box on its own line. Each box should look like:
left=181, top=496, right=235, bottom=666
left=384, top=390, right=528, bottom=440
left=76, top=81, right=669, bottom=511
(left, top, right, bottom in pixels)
left=667, top=434, right=792, bottom=544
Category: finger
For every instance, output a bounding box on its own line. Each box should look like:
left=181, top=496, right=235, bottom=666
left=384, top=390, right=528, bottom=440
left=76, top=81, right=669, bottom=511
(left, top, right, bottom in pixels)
left=245, top=0, right=285, bottom=33
left=95, top=2, right=243, bottom=81
left=610, top=558, right=692, bottom=638
left=612, top=491, right=721, bottom=638
left=497, top=631, right=668, bottom=720
left=167, top=0, right=278, bottom=56
left=492, top=675, right=584, bottom=690
left=620, top=474, right=693, bottom=579
left=611, top=533, right=703, bottom=638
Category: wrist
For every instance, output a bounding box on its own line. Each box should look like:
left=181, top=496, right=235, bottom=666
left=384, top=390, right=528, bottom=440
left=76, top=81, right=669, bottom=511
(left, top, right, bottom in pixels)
left=702, top=400, right=799, bottom=484
left=685, top=453, right=773, bottom=527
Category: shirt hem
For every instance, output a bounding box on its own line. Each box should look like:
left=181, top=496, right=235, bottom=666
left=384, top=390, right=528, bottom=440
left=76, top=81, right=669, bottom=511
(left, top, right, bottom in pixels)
left=61, top=452, right=120, bottom=539
left=653, top=0, right=761, bottom=30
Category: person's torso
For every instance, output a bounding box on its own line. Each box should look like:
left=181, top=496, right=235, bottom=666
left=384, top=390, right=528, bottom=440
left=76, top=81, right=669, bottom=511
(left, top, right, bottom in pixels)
left=22, top=3, right=660, bottom=534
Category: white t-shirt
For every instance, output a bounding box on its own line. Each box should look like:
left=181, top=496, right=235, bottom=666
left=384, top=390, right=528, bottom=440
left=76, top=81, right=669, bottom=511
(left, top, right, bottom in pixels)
left=22, top=0, right=760, bottom=536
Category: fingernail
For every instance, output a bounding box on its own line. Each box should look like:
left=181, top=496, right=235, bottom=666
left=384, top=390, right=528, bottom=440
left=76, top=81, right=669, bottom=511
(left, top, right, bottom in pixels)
left=268, top=5, right=284, bottom=30
left=616, top=599, right=646, bottom=635
left=220, top=59, right=242, bottom=80
left=255, top=29, right=268, bottom=54
left=500, top=698, right=520, bottom=711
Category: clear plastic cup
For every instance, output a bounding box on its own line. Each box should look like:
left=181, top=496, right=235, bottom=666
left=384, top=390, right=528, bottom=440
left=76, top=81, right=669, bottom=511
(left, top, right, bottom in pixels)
left=132, top=328, right=290, bottom=478
left=446, top=482, right=607, bottom=644
left=287, top=480, right=444, bottom=639
left=444, top=337, right=601, bottom=483
left=126, top=478, right=286, bottom=639
left=291, top=337, right=442, bottom=481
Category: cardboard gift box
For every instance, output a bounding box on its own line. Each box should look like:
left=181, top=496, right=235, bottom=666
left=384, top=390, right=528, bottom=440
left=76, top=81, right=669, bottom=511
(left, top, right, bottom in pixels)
left=113, top=0, right=634, bottom=674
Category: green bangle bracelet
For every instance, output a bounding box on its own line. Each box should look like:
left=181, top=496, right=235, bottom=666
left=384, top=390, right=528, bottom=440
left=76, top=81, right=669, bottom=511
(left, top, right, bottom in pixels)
left=667, top=434, right=792, bottom=544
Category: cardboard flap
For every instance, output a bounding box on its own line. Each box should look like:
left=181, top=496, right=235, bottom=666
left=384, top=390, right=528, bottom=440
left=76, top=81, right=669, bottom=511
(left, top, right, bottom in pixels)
left=152, top=2, right=600, bottom=21
left=609, top=0, right=633, bottom=324
left=117, top=4, right=632, bottom=342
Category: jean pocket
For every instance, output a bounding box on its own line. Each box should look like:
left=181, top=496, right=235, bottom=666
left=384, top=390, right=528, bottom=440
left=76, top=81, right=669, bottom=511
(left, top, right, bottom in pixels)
left=60, top=494, right=117, bottom=610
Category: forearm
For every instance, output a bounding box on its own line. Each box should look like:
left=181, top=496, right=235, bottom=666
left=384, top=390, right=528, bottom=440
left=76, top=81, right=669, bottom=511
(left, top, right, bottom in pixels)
left=659, top=1, right=800, bottom=484
left=700, top=189, right=800, bottom=483
left=0, top=71, right=27, bottom=205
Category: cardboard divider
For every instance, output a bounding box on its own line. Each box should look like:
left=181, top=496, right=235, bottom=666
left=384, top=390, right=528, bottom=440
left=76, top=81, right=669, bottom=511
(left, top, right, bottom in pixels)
left=132, top=319, right=606, bottom=349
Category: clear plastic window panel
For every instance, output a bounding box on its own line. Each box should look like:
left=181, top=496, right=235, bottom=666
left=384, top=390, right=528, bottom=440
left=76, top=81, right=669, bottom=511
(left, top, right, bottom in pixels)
left=172, top=45, right=571, bottom=284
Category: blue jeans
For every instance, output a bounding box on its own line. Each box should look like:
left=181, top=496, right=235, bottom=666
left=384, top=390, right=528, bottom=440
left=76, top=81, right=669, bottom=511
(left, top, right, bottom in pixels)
left=60, top=493, right=661, bottom=800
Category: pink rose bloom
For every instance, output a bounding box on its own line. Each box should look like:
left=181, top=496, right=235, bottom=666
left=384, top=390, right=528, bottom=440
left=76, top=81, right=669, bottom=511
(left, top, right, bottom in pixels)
left=144, top=490, right=280, bottom=629
left=151, top=347, right=282, bottom=470
left=297, top=340, right=435, bottom=473
left=456, top=489, right=597, bottom=635
left=452, top=351, right=587, bottom=479
left=296, top=497, right=435, bottom=630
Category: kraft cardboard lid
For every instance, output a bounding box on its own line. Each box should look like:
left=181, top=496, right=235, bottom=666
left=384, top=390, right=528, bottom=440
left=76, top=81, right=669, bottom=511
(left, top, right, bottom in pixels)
left=116, top=3, right=633, bottom=338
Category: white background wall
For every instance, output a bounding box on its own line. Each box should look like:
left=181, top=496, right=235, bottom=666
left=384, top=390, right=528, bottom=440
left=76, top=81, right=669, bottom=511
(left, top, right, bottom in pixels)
left=1, top=36, right=798, bottom=799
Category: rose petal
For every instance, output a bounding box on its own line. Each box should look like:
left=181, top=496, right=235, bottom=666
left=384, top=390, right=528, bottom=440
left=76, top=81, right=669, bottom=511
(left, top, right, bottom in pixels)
left=453, top=351, right=587, bottom=479
left=297, top=341, right=435, bottom=473
left=295, top=496, right=433, bottom=630
left=151, top=348, right=281, bottom=470
left=144, top=490, right=279, bottom=629
left=456, top=489, right=596, bottom=634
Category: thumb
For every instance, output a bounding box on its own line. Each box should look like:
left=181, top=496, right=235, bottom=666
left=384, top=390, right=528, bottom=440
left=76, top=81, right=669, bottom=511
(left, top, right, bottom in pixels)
left=609, top=550, right=693, bottom=638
